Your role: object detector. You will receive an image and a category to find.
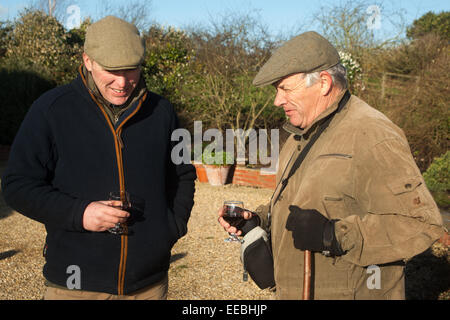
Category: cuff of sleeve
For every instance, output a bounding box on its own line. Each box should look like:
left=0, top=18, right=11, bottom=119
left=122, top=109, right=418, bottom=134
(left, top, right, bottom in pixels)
left=323, top=220, right=345, bottom=256
left=334, top=219, right=358, bottom=253
left=73, top=199, right=92, bottom=232
left=168, top=208, right=188, bottom=239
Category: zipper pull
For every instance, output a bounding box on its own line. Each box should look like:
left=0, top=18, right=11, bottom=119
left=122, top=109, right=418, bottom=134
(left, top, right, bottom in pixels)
left=243, top=269, right=248, bottom=282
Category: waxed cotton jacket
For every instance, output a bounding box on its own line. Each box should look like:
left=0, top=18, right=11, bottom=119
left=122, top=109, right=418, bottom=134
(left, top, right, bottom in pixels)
left=255, top=91, right=444, bottom=300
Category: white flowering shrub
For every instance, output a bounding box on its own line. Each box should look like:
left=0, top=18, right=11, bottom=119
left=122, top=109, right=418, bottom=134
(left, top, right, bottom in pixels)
left=338, top=50, right=363, bottom=91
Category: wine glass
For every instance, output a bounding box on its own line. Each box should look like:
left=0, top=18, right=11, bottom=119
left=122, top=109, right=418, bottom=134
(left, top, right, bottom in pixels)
left=108, top=191, right=130, bottom=235
left=223, top=200, right=245, bottom=243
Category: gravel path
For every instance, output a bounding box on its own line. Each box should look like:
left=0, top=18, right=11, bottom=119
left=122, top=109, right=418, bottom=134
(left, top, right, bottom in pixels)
left=0, top=181, right=276, bottom=300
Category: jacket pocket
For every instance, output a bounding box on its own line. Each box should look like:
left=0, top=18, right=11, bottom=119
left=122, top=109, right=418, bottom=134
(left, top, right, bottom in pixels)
left=313, top=254, right=355, bottom=298
left=386, top=176, right=422, bottom=196
left=369, top=175, right=443, bottom=228
left=373, top=176, right=432, bottom=219
left=318, top=153, right=352, bottom=159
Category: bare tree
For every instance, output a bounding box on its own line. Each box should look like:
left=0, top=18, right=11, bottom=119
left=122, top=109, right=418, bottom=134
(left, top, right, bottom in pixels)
left=97, top=0, right=154, bottom=31
left=183, top=10, right=284, bottom=161
left=30, top=0, right=70, bottom=21
left=47, top=0, right=55, bottom=16
left=312, top=0, right=406, bottom=54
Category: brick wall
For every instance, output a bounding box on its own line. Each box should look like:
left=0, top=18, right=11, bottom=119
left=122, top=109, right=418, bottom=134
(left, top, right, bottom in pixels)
left=193, top=164, right=276, bottom=189
left=231, top=166, right=276, bottom=189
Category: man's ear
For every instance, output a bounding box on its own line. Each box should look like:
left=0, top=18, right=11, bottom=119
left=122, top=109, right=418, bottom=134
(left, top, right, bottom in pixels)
left=82, top=52, right=93, bottom=72
left=319, top=71, right=333, bottom=96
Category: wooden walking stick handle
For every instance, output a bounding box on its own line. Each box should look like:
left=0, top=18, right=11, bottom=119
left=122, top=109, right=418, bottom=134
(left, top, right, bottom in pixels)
left=303, top=250, right=312, bottom=300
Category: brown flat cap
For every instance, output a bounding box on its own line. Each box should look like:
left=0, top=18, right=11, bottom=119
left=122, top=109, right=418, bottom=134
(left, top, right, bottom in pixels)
left=253, top=31, right=340, bottom=87
left=84, top=16, right=145, bottom=70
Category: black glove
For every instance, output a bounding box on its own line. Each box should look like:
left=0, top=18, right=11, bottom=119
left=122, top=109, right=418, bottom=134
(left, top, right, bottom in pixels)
left=240, top=213, right=261, bottom=236
left=285, top=206, right=344, bottom=256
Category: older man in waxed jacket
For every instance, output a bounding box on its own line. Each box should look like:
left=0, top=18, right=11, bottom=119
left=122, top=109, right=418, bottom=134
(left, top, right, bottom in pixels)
left=218, top=31, right=444, bottom=300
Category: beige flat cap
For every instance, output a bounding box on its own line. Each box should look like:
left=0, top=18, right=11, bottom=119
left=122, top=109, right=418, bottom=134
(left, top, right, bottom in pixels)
left=253, top=31, right=340, bottom=87
left=84, top=16, right=145, bottom=70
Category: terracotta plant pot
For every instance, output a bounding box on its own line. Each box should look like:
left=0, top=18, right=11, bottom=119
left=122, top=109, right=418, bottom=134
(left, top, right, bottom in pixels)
left=193, top=164, right=208, bottom=183
left=204, top=165, right=231, bottom=186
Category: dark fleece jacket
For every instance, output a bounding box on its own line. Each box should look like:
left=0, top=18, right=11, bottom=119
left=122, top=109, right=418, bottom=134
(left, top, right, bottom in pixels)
left=1, top=71, right=196, bottom=295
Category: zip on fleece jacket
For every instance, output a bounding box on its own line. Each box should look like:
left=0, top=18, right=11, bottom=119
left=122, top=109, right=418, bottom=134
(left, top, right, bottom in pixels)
left=79, top=66, right=148, bottom=295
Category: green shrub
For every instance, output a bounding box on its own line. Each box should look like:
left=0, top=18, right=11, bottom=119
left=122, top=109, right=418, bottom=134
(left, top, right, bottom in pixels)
left=423, top=151, right=450, bottom=208
left=407, top=11, right=450, bottom=40
left=142, top=25, right=192, bottom=104
left=202, top=149, right=234, bottom=166
left=3, top=9, right=82, bottom=85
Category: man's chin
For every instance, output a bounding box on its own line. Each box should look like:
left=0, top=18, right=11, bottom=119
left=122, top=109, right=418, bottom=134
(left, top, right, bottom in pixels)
left=288, top=118, right=302, bottom=127
left=106, top=96, right=130, bottom=106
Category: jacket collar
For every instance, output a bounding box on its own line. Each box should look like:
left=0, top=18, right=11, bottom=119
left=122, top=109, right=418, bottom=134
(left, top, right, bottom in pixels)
left=283, top=89, right=349, bottom=139
left=76, top=65, right=148, bottom=128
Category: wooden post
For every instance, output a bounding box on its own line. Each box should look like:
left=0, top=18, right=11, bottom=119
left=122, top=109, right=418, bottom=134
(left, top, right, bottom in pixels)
left=381, top=73, right=386, bottom=99
left=302, top=250, right=311, bottom=300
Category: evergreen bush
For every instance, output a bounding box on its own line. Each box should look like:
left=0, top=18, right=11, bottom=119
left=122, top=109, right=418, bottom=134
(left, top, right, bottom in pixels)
left=423, top=151, right=450, bottom=209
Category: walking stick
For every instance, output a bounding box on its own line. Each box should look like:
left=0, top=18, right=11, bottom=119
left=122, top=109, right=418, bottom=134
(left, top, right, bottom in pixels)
left=302, top=250, right=311, bottom=300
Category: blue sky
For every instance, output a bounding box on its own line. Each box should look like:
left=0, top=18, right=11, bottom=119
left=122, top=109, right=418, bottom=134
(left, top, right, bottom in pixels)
left=1, top=0, right=449, bottom=39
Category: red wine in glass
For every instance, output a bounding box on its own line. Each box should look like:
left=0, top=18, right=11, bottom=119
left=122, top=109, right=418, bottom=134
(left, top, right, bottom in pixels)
left=108, top=191, right=130, bottom=235
left=223, top=201, right=245, bottom=242
left=223, top=205, right=245, bottom=228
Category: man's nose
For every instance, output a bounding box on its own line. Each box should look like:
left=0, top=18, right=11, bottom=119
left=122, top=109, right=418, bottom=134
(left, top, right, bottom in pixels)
left=114, top=74, right=127, bottom=87
left=274, top=90, right=286, bottom=107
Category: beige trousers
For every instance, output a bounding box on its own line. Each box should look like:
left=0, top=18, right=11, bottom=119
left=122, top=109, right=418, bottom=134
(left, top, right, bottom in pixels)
left=44, top=275, right=168, bottom=300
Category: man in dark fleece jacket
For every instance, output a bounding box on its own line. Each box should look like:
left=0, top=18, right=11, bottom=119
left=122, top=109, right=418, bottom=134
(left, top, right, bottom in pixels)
left=1, top=16, right=196, bottom=299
